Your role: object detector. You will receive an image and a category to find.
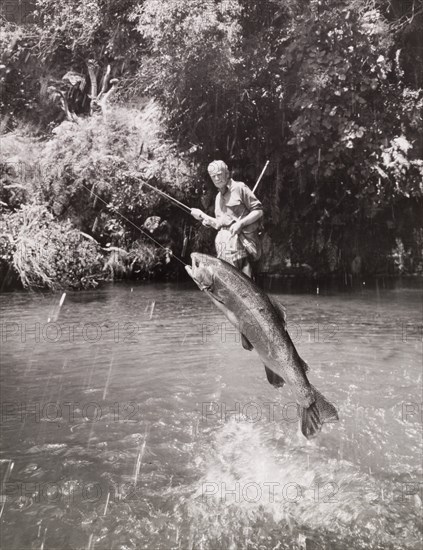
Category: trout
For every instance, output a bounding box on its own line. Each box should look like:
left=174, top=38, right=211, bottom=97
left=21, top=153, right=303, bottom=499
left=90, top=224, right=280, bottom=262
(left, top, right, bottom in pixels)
left=186, top=253, right=338, bottom=439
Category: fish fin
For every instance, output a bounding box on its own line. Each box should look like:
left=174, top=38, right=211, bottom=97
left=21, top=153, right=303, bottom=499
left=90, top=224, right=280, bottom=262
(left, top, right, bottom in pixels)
left=264, top=365, right=285, bottom=388
left=269, top=297, right=287, bottom=328
left=300, top=386, right=339, bottom=439
left=241, top=333, right=254, bottom=351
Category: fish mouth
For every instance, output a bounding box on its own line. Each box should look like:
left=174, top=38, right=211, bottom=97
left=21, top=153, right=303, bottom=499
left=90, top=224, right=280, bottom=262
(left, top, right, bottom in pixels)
left=185, top=253, right=214, bottom=291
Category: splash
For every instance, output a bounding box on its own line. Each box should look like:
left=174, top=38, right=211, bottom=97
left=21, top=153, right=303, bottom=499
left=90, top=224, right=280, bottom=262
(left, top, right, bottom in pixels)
left=183, top=419, right=422, bottom=549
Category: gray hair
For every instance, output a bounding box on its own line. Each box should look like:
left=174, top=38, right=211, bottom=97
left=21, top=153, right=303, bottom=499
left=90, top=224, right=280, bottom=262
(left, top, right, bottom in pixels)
left=207, top=160, right=228, bottom=175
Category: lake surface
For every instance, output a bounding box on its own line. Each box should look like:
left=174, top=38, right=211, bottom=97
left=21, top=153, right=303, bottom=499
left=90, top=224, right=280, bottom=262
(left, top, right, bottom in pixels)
left=1, top=280, right=422, bottom=550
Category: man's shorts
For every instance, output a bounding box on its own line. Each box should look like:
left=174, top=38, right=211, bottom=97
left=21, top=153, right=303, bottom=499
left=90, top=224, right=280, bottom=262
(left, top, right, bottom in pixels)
left=215, top=228, right=248, bottom=265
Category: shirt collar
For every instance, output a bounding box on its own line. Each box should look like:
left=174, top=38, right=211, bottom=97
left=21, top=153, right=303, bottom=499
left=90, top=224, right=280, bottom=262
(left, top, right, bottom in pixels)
left=220, top=178, right=233, bottom=196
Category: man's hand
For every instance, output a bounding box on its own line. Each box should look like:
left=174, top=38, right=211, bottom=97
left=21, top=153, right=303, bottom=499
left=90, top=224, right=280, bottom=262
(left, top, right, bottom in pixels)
left=202, top=217, right=214, bottom=228
left=190, top=208, right=205, bottom=221
left=229, top=220, right=244, bottom=236
left=191, top=208, right=219, bottom=229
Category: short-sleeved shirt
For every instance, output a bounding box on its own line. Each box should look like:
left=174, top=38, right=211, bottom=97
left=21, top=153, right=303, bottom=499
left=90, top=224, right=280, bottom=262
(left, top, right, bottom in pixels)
left=215, top=179, right=263, bottom=234
left=214, top=179, right=263, bottom=264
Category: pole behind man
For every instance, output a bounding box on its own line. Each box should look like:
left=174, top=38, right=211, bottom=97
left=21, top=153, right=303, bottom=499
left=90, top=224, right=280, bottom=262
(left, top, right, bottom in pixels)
left=191, top=160, right=263, bottom=277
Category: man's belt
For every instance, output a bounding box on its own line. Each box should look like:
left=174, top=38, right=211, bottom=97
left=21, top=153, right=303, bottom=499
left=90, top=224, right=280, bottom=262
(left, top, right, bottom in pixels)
left=219, top=222, right=235, bottom=230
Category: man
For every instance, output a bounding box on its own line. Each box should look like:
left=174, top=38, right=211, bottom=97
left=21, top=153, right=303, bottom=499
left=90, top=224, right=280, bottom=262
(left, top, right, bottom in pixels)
left=191, top=160, right=263, bottom=277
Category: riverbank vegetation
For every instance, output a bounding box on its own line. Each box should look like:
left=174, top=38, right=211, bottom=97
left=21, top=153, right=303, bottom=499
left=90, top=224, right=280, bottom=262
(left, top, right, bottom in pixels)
left=1, top=0, right=422, bottom=289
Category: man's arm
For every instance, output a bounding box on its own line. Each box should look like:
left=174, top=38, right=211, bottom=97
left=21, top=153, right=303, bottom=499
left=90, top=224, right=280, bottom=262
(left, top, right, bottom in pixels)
left=229, top=209, right=263, bottom=235
left=191, top=208, right=221, bottom=230
left=229, top=183, right=263, bottom=235
left=240, top=209, right=263, bottom=227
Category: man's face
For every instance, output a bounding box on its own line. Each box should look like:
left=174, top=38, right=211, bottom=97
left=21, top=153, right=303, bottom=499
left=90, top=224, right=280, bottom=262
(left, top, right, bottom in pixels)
left=209, top=168, right=230, bottom=190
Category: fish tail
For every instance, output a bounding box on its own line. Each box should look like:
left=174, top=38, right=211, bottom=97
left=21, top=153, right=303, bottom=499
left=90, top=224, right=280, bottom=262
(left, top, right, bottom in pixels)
left=300, top=386, right=339, bottom=439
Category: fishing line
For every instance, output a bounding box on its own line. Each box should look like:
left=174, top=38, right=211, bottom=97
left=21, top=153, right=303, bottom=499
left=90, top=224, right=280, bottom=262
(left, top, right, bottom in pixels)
left=80, top=182, right=189, bottom=268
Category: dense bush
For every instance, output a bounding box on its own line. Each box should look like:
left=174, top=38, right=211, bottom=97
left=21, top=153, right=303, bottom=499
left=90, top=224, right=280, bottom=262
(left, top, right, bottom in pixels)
left=0, top=102, right=198, bottom=289
left=39, top=101, right=197, bottom=244
left=0, top=21, right=52, bottom=130
left=35, top=0, right=143, bottom=66
left=0, top=204, right=102, bottom=289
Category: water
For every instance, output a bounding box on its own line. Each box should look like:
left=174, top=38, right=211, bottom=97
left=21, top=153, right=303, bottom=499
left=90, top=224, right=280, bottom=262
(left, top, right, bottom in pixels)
left=0, top=281, right=422, bottom=549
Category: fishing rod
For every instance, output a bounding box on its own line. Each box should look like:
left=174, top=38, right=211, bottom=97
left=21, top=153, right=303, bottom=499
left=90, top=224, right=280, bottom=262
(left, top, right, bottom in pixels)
left=252, top=160, right=270, bottom=195
left=236, top=159, right=269, bottom=222
left=141, top=181, right=192, bottom=214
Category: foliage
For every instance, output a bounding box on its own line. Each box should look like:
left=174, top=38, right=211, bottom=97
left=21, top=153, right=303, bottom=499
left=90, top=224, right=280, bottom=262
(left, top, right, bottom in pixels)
left=0, top=127, right=45, bottom=207
left=102, top=240, right=169, bottom=280
left=0, top=101, right=197, bottom=288
left=34, top=0, right=144, bottom=67
left=281, top=2, right=422, bottom=202
left=129, top=240, right=172, bottom=277
left=0, top=204, right=102, bottom=289
left=39, top=101, right=196, bottom=244
left=379, top=0, right=423, bottom=88
left=133, top=0, right=244, bottom=153
left=0, top=20, right=56, bottom=130
left=0, top=0, right=146, bottom=131
left=276, top=0, right=423, bottom=271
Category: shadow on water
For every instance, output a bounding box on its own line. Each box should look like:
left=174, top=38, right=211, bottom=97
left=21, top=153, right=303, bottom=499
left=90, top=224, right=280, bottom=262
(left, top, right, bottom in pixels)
left=0, top=280, right=422, bottom=549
